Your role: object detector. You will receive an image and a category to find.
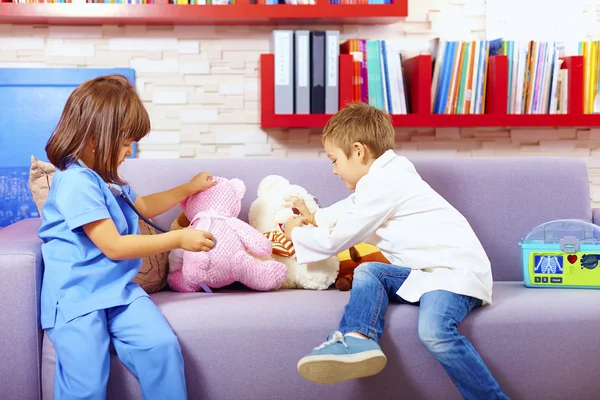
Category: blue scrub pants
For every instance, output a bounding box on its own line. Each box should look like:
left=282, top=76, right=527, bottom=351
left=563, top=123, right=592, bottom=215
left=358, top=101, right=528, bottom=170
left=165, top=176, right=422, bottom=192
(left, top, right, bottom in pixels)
left=47, top=296, right=187, bottom=400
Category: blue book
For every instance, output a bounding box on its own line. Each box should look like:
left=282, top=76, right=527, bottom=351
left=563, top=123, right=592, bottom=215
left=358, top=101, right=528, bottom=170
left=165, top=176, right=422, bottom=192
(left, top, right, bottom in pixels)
left=381, top=40, right=393, bottom=114
left=437, top=41, right=455, bottom=114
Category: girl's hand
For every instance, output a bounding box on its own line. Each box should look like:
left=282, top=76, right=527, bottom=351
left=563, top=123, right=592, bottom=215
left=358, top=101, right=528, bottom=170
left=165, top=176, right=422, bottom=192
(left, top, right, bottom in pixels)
left=179, top=229, right=215, bottom=252
left=187, top=172, right=216, bottom=194
left=286, top=196, right=315, bottom=225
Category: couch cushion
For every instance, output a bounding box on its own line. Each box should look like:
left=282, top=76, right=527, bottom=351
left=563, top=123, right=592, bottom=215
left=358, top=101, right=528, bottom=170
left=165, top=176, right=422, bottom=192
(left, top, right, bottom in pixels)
left=41, top=283, right=600, bottom=400
left=120, top=157, right=591, bottom=281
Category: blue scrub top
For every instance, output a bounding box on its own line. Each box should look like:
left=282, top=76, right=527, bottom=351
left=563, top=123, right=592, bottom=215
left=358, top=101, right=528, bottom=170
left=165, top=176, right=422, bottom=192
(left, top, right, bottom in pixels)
left=38, top=162, right=148, bottom=329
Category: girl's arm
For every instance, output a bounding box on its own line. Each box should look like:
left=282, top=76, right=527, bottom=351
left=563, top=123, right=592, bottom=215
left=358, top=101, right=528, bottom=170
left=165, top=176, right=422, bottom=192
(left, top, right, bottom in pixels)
left=83, top=218, right=214, bottom=260
left=134, top=172, right=215, bottom=219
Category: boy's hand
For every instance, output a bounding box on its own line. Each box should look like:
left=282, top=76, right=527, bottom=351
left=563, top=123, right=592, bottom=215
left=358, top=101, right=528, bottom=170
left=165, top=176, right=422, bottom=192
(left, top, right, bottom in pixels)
left=286, top=196, right=316, bottom=225
left=187, top=172, right=216, bottom=194
left=179, top=229, right=215, bottom=252
left=284, top=215, right=309, bottom=241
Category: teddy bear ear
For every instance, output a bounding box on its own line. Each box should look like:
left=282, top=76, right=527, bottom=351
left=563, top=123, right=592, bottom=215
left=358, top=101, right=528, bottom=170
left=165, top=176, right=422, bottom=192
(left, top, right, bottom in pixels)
left=257, top=175, right=289, bottom=197
left=230, top=178, right=246, bottom=199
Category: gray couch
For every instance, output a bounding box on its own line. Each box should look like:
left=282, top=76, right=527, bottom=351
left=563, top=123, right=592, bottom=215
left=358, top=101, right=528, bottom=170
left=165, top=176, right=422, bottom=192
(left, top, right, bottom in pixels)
left=1, top=157, right=599, bottom=400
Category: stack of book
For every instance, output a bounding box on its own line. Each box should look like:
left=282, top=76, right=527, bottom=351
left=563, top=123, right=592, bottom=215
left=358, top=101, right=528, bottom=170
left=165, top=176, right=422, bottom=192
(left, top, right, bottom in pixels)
left=430, top=39, right=492, bottom=115
left=272, top=30, right=341, bottom=115
left=342, top=38, right=408, bottom=115
left=578, top=40, right=600, bottom=114
left=492, top=40, right=567, bottom=115
left=430, top=38, right=594, bottom=115
left=271, top=30, right=408, bottom=115
left=272, top=33, right=596, bottom=117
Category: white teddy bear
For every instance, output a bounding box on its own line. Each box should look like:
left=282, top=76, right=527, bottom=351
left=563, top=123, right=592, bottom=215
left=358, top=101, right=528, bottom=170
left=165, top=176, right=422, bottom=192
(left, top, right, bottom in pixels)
left=248, top=175, right=339, bottom=290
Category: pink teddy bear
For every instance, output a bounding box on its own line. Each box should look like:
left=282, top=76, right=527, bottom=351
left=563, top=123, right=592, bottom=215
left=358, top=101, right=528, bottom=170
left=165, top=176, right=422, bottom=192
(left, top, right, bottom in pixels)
left=167, top=176, right=288, bottom=292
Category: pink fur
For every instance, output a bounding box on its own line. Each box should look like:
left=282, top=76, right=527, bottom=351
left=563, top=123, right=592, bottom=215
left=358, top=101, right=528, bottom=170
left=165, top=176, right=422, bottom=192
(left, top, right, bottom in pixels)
left=167, top=176, right=287, bottom=292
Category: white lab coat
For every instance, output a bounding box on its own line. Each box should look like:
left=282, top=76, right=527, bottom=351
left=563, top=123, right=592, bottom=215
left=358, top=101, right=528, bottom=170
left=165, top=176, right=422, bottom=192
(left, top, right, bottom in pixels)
left=292, top=150, right=493, bottom=304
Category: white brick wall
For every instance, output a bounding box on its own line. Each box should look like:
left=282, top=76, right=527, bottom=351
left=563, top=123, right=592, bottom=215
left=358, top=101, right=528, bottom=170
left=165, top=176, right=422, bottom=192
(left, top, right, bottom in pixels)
left=1, top=0, right=600, bottom=203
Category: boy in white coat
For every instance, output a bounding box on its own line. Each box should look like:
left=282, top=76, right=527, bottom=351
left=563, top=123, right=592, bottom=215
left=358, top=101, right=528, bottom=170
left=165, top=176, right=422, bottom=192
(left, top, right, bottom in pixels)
left=283, top=103, right=509, bottom=399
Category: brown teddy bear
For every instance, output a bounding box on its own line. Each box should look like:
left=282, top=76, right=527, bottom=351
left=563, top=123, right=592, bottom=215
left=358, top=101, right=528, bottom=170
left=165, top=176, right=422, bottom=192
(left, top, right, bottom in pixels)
left=335, top=243, right=390, bottom=291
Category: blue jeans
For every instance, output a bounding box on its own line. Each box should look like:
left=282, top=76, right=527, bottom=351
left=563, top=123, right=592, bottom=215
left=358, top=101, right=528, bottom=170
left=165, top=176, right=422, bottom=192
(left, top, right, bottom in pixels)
left=339, top=262, right=509, bottom=400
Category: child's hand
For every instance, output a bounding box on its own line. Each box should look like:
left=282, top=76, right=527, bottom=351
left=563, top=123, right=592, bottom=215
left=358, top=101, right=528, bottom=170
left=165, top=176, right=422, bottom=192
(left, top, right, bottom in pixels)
left=284, top=215, right=309, bottom=241
left=286, top=196, right=315, bottom=225
left=187, top=172, right=216, bottom=194
left=179, top=229, right=215, bottom=252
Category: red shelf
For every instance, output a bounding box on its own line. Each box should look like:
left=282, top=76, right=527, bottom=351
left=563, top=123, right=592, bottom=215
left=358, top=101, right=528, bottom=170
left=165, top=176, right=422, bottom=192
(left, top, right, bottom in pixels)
left=0, top=2, right=407, bottom=25
left=262, top=113, right=600, bottom=129
left=260, top=52, right=600, bottom=128
left=390, top=114, right=600, bottom=128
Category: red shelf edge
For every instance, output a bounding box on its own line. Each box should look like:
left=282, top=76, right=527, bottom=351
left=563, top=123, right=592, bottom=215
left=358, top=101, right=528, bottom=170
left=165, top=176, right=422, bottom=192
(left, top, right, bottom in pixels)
left=0, top=2, right=408, bottom=25
left=260, top=114, right=600, bottom=129
left=389, top=114, right=600, bottom=128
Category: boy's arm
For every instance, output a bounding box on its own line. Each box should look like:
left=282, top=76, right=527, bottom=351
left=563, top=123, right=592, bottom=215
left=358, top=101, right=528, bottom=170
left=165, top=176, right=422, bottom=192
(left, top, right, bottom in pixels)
left=290, top=195, right=354, bottom=228
left=313, top=196, right=355, bottom=228
left=286, top=192, right=395, bottom=265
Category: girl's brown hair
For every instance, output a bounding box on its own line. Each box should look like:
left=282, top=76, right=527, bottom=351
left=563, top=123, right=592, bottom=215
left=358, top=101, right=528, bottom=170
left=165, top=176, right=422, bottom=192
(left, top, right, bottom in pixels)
left=46, top=74, right=150, bottom=185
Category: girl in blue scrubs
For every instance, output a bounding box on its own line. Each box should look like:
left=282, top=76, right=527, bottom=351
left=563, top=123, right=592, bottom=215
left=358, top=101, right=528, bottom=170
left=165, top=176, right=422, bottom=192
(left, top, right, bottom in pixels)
left=38, top=75, right=216, bottom=400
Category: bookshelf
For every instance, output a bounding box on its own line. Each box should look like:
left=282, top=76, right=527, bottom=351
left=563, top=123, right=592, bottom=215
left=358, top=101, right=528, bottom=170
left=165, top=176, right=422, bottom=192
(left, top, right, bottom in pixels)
left=260, top=53, right=600, bottom=129
left=0, top=1, right=408, bottom=25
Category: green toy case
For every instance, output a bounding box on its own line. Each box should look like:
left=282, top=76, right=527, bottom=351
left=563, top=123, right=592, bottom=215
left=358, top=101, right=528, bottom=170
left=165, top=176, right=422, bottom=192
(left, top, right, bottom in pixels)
left=519, top=219, right=600, bottom=289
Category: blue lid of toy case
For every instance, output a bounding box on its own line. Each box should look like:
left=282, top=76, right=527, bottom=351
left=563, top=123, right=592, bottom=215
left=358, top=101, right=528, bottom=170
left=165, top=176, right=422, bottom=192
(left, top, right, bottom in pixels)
left=520, top=219, right=600, bottom=246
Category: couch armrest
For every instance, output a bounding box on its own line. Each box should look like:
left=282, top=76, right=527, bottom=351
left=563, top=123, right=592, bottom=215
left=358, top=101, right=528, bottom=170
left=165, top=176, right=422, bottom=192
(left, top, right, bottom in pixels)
left=593, top=208, right=600, bottom=226
left=0, top=218, right=43, bottom=400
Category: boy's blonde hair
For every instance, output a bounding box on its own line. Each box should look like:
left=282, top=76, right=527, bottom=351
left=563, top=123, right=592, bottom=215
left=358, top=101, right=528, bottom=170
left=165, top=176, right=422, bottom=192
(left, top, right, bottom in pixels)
left=322, top=102, right=395, bottom=158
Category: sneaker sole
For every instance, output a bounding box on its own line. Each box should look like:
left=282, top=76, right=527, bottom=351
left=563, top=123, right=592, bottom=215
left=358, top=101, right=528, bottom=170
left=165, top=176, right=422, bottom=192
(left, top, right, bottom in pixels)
left=297, top=350, right=387, bottom=384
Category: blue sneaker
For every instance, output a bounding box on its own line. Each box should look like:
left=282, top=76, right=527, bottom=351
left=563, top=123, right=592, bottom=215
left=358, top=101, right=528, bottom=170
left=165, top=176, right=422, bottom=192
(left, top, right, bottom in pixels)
left=297, top=331, right=387, bottom=384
